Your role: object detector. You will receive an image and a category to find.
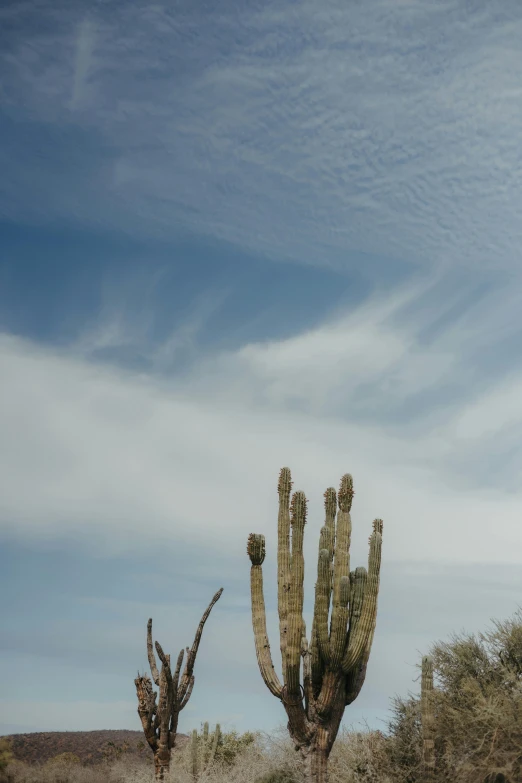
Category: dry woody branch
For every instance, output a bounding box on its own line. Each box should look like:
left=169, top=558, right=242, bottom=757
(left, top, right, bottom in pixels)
left=134, top=588, right=223, bottom=781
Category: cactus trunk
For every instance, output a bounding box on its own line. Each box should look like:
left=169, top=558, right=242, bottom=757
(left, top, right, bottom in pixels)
left=135, top=589, right=223, bottom=781
left=301, top=735, right=329, bottom=783
left=247, top=468, right=383, bottom=783
left=154, top=750, right=171, bottom=782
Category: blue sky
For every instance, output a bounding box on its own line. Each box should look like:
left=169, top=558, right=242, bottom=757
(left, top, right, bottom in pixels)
left=1, top=0, right=522, bottom=739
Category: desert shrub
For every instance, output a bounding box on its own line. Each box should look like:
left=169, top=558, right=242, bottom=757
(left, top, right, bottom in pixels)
left=383, top=608, right=522, bottom=783
left=0, top=739, right=14, bottom=783
left=46, top=753, right=82, bottom=767
left=0, top=739, right=13, bottom=772
left=254, top=769, right=298, bottom=783
left=213, top=728, right=258, bottom=766
left=3, top=756, right=155, bottom=783
left=327, top=728, right=393, bottom=783
left=384, top=694, right=423, bottom=782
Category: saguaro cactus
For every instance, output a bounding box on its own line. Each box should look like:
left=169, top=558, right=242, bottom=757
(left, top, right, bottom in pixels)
left=246, top=468, right=383, bottom=783
left=190, top=722, right=221, bottom=779
left=135, top=588, right=223, bottom=781
left=421, top=655, right=435, bottom=779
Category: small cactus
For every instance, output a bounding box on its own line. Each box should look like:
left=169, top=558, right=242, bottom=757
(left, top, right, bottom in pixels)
left=190, top=722, right=221, bottom=780
left=421, top=655, right=435, bottom=779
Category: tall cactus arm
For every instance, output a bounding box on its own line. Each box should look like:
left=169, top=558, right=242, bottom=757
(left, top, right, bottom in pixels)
left=286, top=491, right=307, bottom=694
left=315, top=561, right=352, bottom=715
left=345, top=663, right=364, bottom=705
left=155, top=658, right=174, bottom=760
left=301, top=620, right=314, bottom=713
left=345, top=568, right=367, bottom=654
left=277, top=467, right=293, bottom=678
left=331, top=575, right=350, bottom=671
left=178, top=647, right=190, bottom=696
left=179, top=675, right=195, bottom=710
left=314, top=547, right=332, bottom=665
left=323, top=487, right=337, bottom=609
left=135, top=674, right=158, bottom=751
left=329, top=475, right=353, bottom=669
left=312, top=487, right=337, bottom=669
left=178, top=588, right=223, bottom=703
left=155, top=643, right=174, bottom=736
left=247, top=533, right=283, bottom=697
left=311, top=523, right=332, bottom=690
left=157, top=667, right=168, bottom=729
left=172, top=649, right=184, bottom=699
left=345, top=570, right=380, bottom=705
left=310, top=615, right=324, bottom=696
left=345, top=644, right=370, bottom=705
left=341, top=520, right=382, bottom=674
left=155, top=643, right=172, bottom=689
left=147, top=619, right=160, bottom=686
left=323, top=487, right=337, bottom=556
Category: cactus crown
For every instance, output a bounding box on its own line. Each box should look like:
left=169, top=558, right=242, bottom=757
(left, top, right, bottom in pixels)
left=323, top=487, right=337, bottom=515
left=247, top=533, right=266, bottom=565
left=290, top=490, right=308, bottom=526
left=373, top=518, right=383, bottom=535
left=337, top=474, right=354, bottom=512
left=278, top=467, right=293, bottom=495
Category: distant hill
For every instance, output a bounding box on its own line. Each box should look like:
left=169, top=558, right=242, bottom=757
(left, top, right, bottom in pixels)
left=4, top=729, right=190, bottom=766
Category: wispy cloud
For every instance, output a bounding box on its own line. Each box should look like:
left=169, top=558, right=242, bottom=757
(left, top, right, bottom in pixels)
left=70, top=17, right=96, bottom=111
left=2, top=0, right=522, bottom=739
left=2, top=1, right=522, bottom=271
left=2, top=272, right=522, bottom=566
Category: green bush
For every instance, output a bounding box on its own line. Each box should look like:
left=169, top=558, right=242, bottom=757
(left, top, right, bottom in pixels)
left=214, top=728, right=258, bottom=766
left=0, top=739, right=13, bottom=772
left=385, top=609, right=522, bottom=783
left=46, top=752, right=82, bottom=766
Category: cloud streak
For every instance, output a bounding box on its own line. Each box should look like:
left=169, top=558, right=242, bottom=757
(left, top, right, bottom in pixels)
left=2, top=0, right=522, bottom=739
left=2, top=271, right=522, bottom=566
left=2, top=1, right=522, bottom=272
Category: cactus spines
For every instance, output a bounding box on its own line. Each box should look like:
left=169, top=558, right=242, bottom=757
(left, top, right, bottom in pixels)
left=278, top=466, right=293, bottom=495
left=373, top=518, right=383, bottom=536
left=247, top=468, right=383, bottom=783
left=135, top=588, right=223, bottom=781
left=421, top=654, right=436, bottom=778
left=337, top=473, right=354, bottom=512
left=248, top=533, right=266, bottom=565
left=190, top=722, right=221, bottom=780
